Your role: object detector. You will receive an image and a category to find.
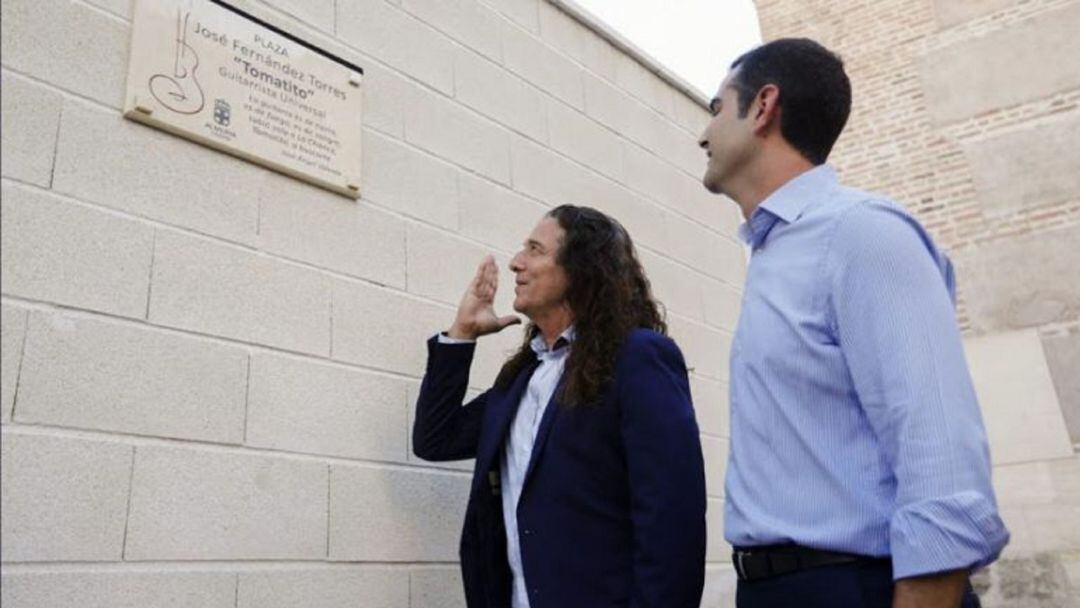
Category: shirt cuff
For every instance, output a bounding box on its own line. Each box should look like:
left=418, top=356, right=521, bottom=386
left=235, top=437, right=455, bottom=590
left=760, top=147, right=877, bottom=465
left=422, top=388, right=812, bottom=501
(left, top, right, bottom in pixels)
left=435, top=332, right=476, bottom=345
left=889, top=490, right=1010, bottom=580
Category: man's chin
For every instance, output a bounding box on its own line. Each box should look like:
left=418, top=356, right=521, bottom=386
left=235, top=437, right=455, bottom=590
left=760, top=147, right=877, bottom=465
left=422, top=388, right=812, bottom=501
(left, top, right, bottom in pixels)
left=702, top=174, right=723, bottom=194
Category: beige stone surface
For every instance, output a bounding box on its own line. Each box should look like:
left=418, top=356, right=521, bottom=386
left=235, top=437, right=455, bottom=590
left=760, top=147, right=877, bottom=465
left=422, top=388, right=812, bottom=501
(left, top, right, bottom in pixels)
left=400, top=0, right=501, bottom=61
left=955, top=224, right=1080, bottom=332
left=457, top=172, right=549, bottom=254
left=0, top=71, right=63, bottom=187
left=500, top=19, right=585, bottom=109
left=963, top=329, right=1074, bottom=464
left=0, top=571, right=236, bottom=608
left=668, top=316, right=731, bottom=383
left=125, top=445, right=327, bottom=559
left=537, top=2, right=619, bottom=81
left=0, top=183, right=154, bottom=319
left=454, top=47, right=547, bottom=142
left=546, top=96, right=625, bottom=182
left=237, top=568, right=409, bottom=608
left=1, top=431, right=132, bottom=561
left=691, top=374, right=729, bottom=439
left=410, top=567, right=468, bottom=608
left=965, top=116, right=1080, bottom=214
left=17, top=311, right=248, bottom=443
left=933, top=0, right=1016, bottom=29
left=406, top=224, right=493, bottom=306
left=705, top=498, right=733, bottom=564
left=701, top=564, right=737, bottom=608
left=639, top=249, right=706, bottom=322
left=149, top=230, right=332, bottom=355
left=404, top=86, right=512, bottom=185
left=919, top=4, right=1080, bottom=125
left=246, top=352, right=410, bottom=461
left=329, top=464, right=469, bottom=561
left=701, top=435, right=729, bottom=499
left=1, top=304, right=28, bottom=422
left=1042, top=332, right=1080, bottom=444
left=362, top=129, right=460, bottom=231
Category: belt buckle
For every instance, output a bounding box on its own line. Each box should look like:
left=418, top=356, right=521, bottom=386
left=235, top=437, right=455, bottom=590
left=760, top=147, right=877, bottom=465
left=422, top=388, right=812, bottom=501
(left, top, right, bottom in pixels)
left=735, top=550, right=749, bottom=580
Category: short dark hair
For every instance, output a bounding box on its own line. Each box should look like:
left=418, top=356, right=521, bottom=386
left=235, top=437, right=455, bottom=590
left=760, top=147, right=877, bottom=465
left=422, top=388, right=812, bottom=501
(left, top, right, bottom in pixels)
left=729, top=38, right=851, bottom=165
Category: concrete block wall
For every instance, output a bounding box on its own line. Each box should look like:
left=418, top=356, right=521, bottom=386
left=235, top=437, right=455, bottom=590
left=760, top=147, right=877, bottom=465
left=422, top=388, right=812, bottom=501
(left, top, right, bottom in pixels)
left=1, top=0, right=743, bottom=605
left=756, top=0, right=1080, bottom=604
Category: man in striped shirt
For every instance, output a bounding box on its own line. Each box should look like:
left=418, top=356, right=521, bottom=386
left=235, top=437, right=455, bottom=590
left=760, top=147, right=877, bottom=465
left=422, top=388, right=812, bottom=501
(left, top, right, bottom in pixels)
left=697, top=38, right=1008, bottom=608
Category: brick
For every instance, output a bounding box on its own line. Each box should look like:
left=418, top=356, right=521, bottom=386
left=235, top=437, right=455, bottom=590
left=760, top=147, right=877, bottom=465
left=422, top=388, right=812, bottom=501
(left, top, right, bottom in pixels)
left=329, top=464, right=469, bottom=561
left=407, top=224, right=495, bottom=305
left=919, top=4, right=1080, bottom=125
left=258, top=172, right=407, bottom=287
left=404, top=88, right=512, bottom=185
left=1042, top=333, right=1080, bottom=444
left=484, top=0, right=539, bottom=34
left=933, top=0, right=1014, bottom=28
left=16, top=311, right=248, bottom=443
left=665, top=213, right=744, bottom=285
left=509, top=135, right=595, bottom=206
left=83, top=0, right=131, bottom=18
left=453, top=48, right=547, bottom=142
left=614, top=55, right=676, bottom=118
left=52, top=101, right=261, bottom=245
left=536, top=2, right=619, bottom=81
left=702, top=564, right=738, bottom=606
left=500, top=21, right=585, bottom=109
left=400, top=0, right=502, bottom=61
left=332, top=280, right=451, bottom=374
left=670, top=90, right=710, bottom=139
left=238, top=569, right=409, bottom=608
left=149, top=231, right=331, bottom=355
left=0, top=70, right=63, bottom=186
left=410, top=567, right=468, bottom=608
left=622, top=142, right=730, bottom=230
left=0, top=431, right=132, bottom=561
left=262, top=0, right=336, bottom=33
left=701, top=277, right=742, bottom=332
left=668, top=316, right=730, bottom=383
left=335, top=0, right=455, bottom=94
left=0, top=0, right=128, bottom=108
left=965, top=116, right=1080, bottom=214
left=1, top=304, right=28, bottom=422
left=691, top=373, right=729, bottom=438
left=546, top=98, right=625, bottom=182
left=362, top=63, right=414, bottom=138
left=458, top=172, right=549, bottom=254
left=637, top=249, right=704, bottom=321
left=963, top=329, right=1073, bottom=465
left=701, top=435, right=729, bottom=499
left=125, top=445, right=327, bottom=559
left=0, top=182, right=153, bottom=318
left=246, top=352, right=410, bottom=461
left=362, top=129, right=460, bottom=231
left=0, top=572, right=236, bottom=608
left=706, top=498, right=732, bottom=563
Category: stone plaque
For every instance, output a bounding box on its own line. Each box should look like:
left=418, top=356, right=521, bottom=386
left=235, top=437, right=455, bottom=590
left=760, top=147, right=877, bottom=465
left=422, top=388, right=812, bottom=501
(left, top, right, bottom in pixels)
left=124, top=0, right=363, bottom=198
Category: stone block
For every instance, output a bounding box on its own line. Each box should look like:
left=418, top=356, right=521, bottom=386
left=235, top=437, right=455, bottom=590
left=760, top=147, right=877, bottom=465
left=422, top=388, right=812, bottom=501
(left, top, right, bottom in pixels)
left=453, top=47, right=547, bottom=142
left=701, top=564, right=737, bottom=608
left=258, top=172, right=407, bottom=287
left=125, top=445, right=327, bottom=559
left=500, top=20, right=585, bottom=109
left=52, top=101, right=261, bottom=245
left=671, top=90, right=710, bottom=139
left=509, top=135, right=590, bottom=206
left=237, top=568, right=409, bottom=608
left=546, top=97, right=625, bottom=183
left=992, top=461, right=1056, bottom=507
left=403, top=87, right=512, bottom=185
left=400, top=0, right=501, bottom=61
left=1041, top=333, right=1080, bottom=444
left=0, top=0, right=128, bottom=108
left=1046, top=456, right=1080, bottom=504
left=955, top=224, right=1080, bottom=332
left=966, top=116, right=1080, bottom=215
left=933, top=0, right=1016, bottom=29
left=16, top=311, right=248, bottom=443
left=0, top=431, right=132, bottom=561
left=246, top=352, right=410, bottom=462
left=149, top=231, right=331, bottom=355
left=362, top=63, right=416, bottom=138
left=1, top=70, right=63, bottom=186
left=919, top=4, right=1080, bottom=125
left=622, top=142, right=730, bottom=231
left=0, top=183, right=153, bottom=318
left=410, top=567, right=468, bottom=608
left=963, top=329, right=1073, bottom=464
left=701, top=435, right=729, bottom=499
left=1025, top=504, right=1080, bottom=553
left=83, top=0, right=131, bottom=18
left=1, top=304, right=28, bottom=422
left=668, top=315, right=731, bottom=383
left=665, top=214, right=742, bottom=284
left=332, top=280, right=451, bottom=375
left=335, top=0, right=454, bottom=94
left=263, top=0, right=335, bottom=33
left=690, top=374, right=729, bottom=439
left=637, top=249, right=704, bottom=321
left=614, top=54, right=675, bottom=118
left=0, top=572, right=236, bottom=608
left=329, top=464, right=469, bottom=561
left=706, top=498, right=732, bottom=564
left=457, top=172, right=549, bottom=254
left=467, top=326, right=526, bottom=391
left=536, top=2, right=619, bottom=81
left=362, top=129, right=460, bottom=231
left=486, top=0, right=539, bottom=34
left=406, top=223, right=496, bottom=305
left=702, top=278, right=742, bottom=333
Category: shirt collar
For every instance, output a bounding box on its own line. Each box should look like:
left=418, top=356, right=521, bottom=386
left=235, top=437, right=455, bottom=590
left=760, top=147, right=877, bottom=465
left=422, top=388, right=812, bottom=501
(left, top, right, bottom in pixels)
left=738, top=164, right=838, bottom=247
left=530, top=326, right=575, bottom=356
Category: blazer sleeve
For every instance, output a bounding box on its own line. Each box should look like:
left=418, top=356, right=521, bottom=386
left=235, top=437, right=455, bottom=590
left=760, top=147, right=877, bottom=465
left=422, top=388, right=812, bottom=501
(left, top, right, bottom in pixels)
left=617, top=331, right=707, bottom=608
left=412, top=335, right=489, bottom=462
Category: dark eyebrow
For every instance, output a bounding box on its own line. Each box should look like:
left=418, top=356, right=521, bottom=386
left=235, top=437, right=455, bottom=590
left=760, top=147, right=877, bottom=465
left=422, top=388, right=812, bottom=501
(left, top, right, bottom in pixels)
left=526, top=238, right=544, bottom=251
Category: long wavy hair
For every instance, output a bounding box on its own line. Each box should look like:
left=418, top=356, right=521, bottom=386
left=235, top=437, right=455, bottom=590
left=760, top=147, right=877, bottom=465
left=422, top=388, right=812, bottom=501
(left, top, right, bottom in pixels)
left=494, top=205, right=667, bottom=406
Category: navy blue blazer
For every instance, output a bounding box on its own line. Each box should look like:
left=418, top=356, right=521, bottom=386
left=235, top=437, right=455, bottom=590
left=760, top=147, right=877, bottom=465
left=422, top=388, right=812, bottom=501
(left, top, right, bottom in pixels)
left=413, top=328, right=706, bottom=608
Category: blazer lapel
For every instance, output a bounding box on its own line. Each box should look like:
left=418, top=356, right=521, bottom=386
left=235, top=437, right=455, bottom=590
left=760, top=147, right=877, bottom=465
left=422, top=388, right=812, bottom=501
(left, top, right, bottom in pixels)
left=474, top=358, right=540, bottom=491
left=520, top=374, right=566, bottom=490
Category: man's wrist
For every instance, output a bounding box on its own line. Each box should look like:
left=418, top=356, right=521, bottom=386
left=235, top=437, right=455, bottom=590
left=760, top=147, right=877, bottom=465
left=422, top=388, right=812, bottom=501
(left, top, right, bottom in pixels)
left=446, top=324, right=478, bottom=341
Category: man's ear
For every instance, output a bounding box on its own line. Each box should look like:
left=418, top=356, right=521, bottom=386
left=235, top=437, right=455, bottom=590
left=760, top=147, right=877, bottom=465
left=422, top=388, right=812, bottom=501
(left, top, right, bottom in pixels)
left=752, top=84, right=781, bottom=135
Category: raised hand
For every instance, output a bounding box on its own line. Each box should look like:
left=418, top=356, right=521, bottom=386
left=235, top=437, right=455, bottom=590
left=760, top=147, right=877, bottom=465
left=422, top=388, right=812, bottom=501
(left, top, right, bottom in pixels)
left=447, top=255, right=521, bottom=340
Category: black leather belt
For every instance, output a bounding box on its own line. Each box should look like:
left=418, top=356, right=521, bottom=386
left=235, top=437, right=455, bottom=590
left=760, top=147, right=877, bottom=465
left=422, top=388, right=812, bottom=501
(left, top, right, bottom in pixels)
left=732, top=544, right=870, bottom=581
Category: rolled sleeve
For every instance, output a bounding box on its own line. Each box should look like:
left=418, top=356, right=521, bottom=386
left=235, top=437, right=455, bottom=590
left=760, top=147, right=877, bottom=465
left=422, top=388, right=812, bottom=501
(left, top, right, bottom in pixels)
left=826, top=201, right=1009, bottom=579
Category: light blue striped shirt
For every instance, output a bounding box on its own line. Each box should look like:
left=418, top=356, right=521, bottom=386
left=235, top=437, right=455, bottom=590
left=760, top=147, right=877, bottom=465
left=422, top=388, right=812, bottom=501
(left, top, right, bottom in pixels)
left=724, top=165, right=1009, bottom=579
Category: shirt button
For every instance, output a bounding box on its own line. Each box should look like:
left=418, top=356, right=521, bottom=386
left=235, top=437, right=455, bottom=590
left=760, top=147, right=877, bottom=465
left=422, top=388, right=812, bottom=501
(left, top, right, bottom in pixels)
left=523, top=529, right=532, bottom=536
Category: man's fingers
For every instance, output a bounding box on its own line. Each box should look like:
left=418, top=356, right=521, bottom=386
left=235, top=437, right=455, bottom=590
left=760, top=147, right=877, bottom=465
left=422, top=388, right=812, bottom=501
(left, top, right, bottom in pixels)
left=497, top=315, right=522, bottom=329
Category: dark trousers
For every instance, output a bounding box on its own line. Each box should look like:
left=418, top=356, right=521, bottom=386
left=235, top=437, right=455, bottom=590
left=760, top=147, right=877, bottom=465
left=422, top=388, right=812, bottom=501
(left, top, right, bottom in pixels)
left=736, top=559, right=982, bottom=608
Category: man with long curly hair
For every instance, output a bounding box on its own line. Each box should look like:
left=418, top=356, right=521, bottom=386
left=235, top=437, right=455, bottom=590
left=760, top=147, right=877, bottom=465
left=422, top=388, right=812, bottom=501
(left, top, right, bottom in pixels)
left=412, top=205, right=707, bottom=608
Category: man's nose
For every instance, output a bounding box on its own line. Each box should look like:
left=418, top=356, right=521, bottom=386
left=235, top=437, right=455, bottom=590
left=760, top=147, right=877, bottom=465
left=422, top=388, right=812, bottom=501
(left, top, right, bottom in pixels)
left=509, top=253, right=524, bottom=272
